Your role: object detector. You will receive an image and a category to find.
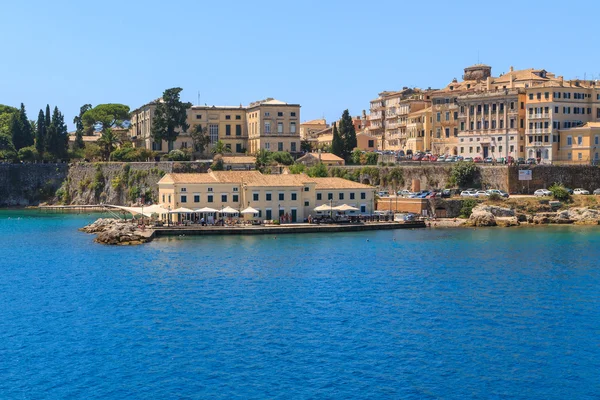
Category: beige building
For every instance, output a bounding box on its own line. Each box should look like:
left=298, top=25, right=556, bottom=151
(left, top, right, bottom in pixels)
left=556, top=122, right=600, bottom=164
left=356, top=132, right=377, bottom=152
left=129, top=97, right=301, bottom=156
left=157, top=171, right=375, bottom=222
left=300, top=119, right=328, bottom=141
left=296, top=152, right=345, bottom=166
left=405, top=107, right=432, bottom=154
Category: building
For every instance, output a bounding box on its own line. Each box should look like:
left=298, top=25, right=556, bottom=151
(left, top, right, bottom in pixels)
left=157, top=171, right=375, bottom=222
left=129, top=97, right=301, bottom=156
left=300, top=119, right=328, bottom=140
left=221, top=156, right=256, bottom=170
left=296, top=152, right=345, bottom=166
left=356, top=132, right=377, bottom=152
left=556, top=122, right=600, bottom=164
left=405, top=107, right=432, bottom=154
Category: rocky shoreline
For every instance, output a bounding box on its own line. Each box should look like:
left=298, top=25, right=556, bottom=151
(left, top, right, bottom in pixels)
left=465, top=204, right=600, bottom=227
left=80, top=218, right=153, bottom=245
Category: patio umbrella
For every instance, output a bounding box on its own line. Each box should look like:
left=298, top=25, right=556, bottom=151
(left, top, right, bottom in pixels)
left=314, top=204, right=333, bottom=212
left=195, top=207, right=219, bottom=213
left=145, top=204, right=170, bottom=215
left=169, top=207, right=194, bottom=214
left=240, top=206, right=259, bottom=214
left=333, top=204, right=359, bottom=212
left=219, top=206, right=239, bottom=215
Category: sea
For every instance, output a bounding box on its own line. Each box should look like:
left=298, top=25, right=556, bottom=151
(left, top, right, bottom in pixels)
left=0, top=210, right=599, bottom=399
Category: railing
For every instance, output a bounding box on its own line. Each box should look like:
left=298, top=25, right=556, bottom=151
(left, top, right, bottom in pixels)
left=526, top=128, right=550, bottom=134
left=529, top=113, right=550, bottom=119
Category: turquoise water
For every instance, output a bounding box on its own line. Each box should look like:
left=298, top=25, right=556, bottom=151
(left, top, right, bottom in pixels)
left=0, top=210, right=599, bottom=399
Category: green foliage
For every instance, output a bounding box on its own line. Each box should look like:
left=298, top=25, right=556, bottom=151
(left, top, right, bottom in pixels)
left=460, top=198, right=478, bottom=218
left=331, top=122, right=343, bottom=158
left=488, top=193, right=502, bottom=201
left=151, top=88, right=191, bottom=147
left=190, top=124, right=210, bottom=154
left=307, top=162, right=328, bottom=177
left=73, top=104, right=92, bottom=149
left=300, top=140, right=312, bottom=153
left=365, top=152, right=378, bottom=165
left=82, top=103, right=129, bottom=132
left=549, top=183, right=571, bottom=202
left=18, top=145, right=38, bottom=162
left=351, top=149, right=362, bottom=165
left=110, top=146, right=153, bottom=162
left=55, top=186, right=69, bottom=204
left=386, top=167, right=404, bottom=189
left=0, top=132, right=17, bottom=161
left=10, top=104, right=34, bottom=151
left=167, top=149, right=188, bottom=161
left=46, top=106, right=69, bottom=159
left=210, top=157, right=224, bottom=171
left=450, top=161, right=478, bottom=188
left=255, top=149, right=272, bottom=171
left=288, top=163, right=306, bottom=174
left=35, top=109, right=46, bottom=154
left=84, top=143, right=102, bottom=161
left=211, top=140, right=231, bottom=155
left=91, top=166, right=105, bottom=200
left=0, top=105, right=18, bottom=137
left=271, top=151, right=294, bottom=165
left=338, top=109, right=357, bottom=162
left=68, top=148, right=85, bottom=160
left=97, top=128, right=121, bottom=160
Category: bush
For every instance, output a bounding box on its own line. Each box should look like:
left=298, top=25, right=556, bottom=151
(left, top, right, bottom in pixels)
left=167, top=149, right=188, bottom=161
left=18, top=146, right=38, bottom=162
left=366, top=152, right=378, bottom=165
left=450, top=161, right=478, bottom=188
left=289, top=163, right=305, bottom=174
left=271, top=151, right=294, bottom=165
left=488, top=193, right=502, bottom=201
left=68, top=148, right=85, bottom=160
left=460, top=198, right=478, bottom=218
left=211, top=154, right=224, bottom=171
left=549, top=183, right=571, bottom=202
left=84, top=143, right=102, bottom=161
left=351, top=149, right=362, bottom=165
left=307, top=162, right=328, bottom=177
left=111, top=146, right=153, bottom=162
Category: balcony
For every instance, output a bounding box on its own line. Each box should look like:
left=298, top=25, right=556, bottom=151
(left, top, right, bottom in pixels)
left=526, top=128, right=550, bottom=134
left=528, top=113, right=550, bottom=119
left=369, top=114, right=383, bottom=121
left=508, top=108, right=518, bottom=114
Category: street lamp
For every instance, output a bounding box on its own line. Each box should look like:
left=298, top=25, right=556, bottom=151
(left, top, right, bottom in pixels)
left=167, top=205, right=171, bottom=227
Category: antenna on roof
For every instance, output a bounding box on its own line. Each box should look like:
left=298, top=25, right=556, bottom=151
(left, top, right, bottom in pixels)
left=197, top=91, right=200, bottom=106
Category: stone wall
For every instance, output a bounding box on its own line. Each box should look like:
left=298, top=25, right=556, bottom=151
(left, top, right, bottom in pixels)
left=508, top=165, right=600, bottom=194
left=0, top=164, right=68, bottom=207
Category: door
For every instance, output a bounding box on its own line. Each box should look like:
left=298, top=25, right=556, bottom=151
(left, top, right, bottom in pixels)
left=483, top=146, right=489, bottom=158
left=291, top=209, right=297, bottom=223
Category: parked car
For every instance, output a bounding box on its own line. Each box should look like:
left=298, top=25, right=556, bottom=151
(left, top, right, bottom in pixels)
left=526, top=158, right=537, bottom=165
left=475, top=190, right=489, bottom=197
left=397, top=190, right=414, bottom=197
left=517, top=157, right=525, bottom=164
left=593, top=189, right=600, bottom=195
left=417, top=191, right=431, bottom=198
left=378, top=190, right=389, bottom=197
left=460, top=190, right=478, bottom=197
left=487, top=189, right=509, bottom=198
left=484, top=157, right=494, bottom=164
left=445, top=156, right=455, bottom=162
left=573, top=188, right=590, bottom=195
left=463, top=157, right=474, bottom=162
left=429, top=155, right=438, bottom=162
left=473, top=156, right=483, bottom=163
left=437, top=155, right=446, bottom=162
left=534, top=189, right=552, bottom=197
left=441, top=189, right=452, bottom=198
left=563, top=187, right=574, bottom=194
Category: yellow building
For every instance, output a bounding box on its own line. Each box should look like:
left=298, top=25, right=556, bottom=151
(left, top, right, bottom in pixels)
left=247, top=99, right=301, bottom=154
left=157, top=171, right=375, bottom=222
left=188, top=105, right=247, bottom=154
left=296, top=152, right=345, bottom=166
left=356, top=132, right=377, bottom=152
left=405, top=106, right=432, bottom=153
left=300, top=119, right=328, bottom=140
left=556, top=122, right=600, bottom=164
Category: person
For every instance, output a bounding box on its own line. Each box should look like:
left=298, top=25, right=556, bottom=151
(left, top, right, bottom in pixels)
left=200, top=217, right=205, bottom=226
left=308, top=214, right=312, bottom=224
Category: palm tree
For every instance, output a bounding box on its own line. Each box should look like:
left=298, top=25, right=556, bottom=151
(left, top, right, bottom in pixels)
left=211, top=140, right=231, bottom=155
left=97, top=128, right=121, bottom=160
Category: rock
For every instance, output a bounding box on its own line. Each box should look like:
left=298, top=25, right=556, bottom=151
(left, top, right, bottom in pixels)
left=83, top=218, right=151, bottom=245
left=563, top=207, right=600, bottom=224
left=533, top=215, right=550, bottom=224
left=468, top=210, right=497, bottom=227
left=496, top=217, right=520, bottom=227
left=473, top=204, right=515, bottom=217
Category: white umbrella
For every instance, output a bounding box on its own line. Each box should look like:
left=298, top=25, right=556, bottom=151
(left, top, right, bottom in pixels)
left=110, top=205, right=153, bottom=217
left=314, top=204, right=334, bottom=212
left=195, top=207, right=218, bottom=213
left=333, top=204, right=359, bottom=212
left=169, top=207, right=194, bottom=214
left=145, top=204, right=170, bottom=214
left=240, top=206, right=259, bottom=214
left=219, top=206, right=239, bottom=215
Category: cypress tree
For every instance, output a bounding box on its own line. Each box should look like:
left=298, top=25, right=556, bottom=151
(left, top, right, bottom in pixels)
left=18, top=103, right=33, bottom=149
left=47, top=107, right=68, bottom=158
left=9, top=113, right=23, bottom=150
left=331, top=122, right=343, bottom=157
left=338, top=109, right=357, bottom=162
left=45, top=105, right=51, bottom=131
left=35, top=109, right=46, bottom=154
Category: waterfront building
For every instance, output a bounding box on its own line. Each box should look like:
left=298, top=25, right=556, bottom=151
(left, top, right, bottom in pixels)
left=157, top=171, right=375, bottom=222
left=296, top=152, right=345, bottom=166
left=129, top=98, right=301, bottom=155
left=556, top=122, right=600, bottom=164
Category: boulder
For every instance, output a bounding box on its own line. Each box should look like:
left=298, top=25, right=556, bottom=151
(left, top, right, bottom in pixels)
left=468, top=209, right=497, bottom=227
left=472, top=204, right=515, bottom=218
left=563, top=207, right=600, bottom=225
left=495, top=217, right=520, bottom=227
left=83, top=218, right=151, bottom=246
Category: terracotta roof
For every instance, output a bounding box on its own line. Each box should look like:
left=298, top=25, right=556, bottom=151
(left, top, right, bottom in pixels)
left=312, top=177, right=374, bottom=190
left=221, top=156, right=256, bottom=164
left=244, top=174, right=315, bottom=187
left=301, top=119, right=327, bottom=125
left=210, top=171, right=264, bottom=183
left=298, top=152, right=344, bottom=162
left=493, top=68, right=556, bottom=84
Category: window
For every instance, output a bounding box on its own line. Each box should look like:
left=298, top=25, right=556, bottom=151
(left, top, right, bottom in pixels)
left=196, top=114, right=202, bottom=120
left=350, top=193, right=355, bottom=200
left=436, top=113, right=441, bottom=122
left=225, top=125, right=231, bottom=136
left=368, top=140, right=374, bottom=147
left=278, top=142, right=283, bottom=151
left=290, top=122, right=296, bottom=133
left=194, top=195, right=200, bottom=203
left=469, top=146, right=473, bottom=153
left=236, top=143, right=242, bottom=153
left=567, top=136, right=573, bottom=146
left=361, top=192, right=366, bottom=200
left=181, top=195, right=187, bottom=203
left=209, top=124, right=219, bottom=143
left=265, top=112, right=270, bottom=117
left=277, top=122, right=283, bottom=134
left=291, top=193, right=297, bottom=201
left=265, top=143, right=270, bottom=150
left=445, top=128, right=450, bottom=138
left=568, top=152, right=572, bottom=160
left=578, top=136, right=583, bottom=145
left=317, top=193, right=322, bottom=200
left=225, top=144, right=231, bottom=151
left=279, top=193, right=284, bottom=201
left=360, top=205, right=366, bottom=213
left=277, top=112, right=283, bottom=117
left=253, top=193, right=259, bottom=201
left=266, top=193, right=272, bottom=201
left=291, top=112, right=296, bottom=117
left=291, top=142, right=296, bottom=152
left=232, top=194, right=239, bottom=202
left=266, top=209, right=272, bottom=220
left=207, top=195, right=213, bottom=203
left=236, top=125, right=242, bottom=136
left=339, top=193, right=344, bottom=200
left=265, top=121, right=271, bottom=133
left=221, top=194, right=227, bottom=202
left=181, top=188, right=187, bottom=192
left=304, top=187, right=309, bottom=192
left=460, top=147, right=464, bottom=153
left=303, top=201, right=309, bottom=207
left=162, top=194, right=165, bottom=203
left=225, top=115, right=231, bottom=120
left=328, top=193, right=333, bottom=200
left=445, top=112, right=450, bottom=121
left=235, top=115, right=241, bottom=120
left=152, top=141, right=162, bottom=151
left=595, top=136, right=599, bottom=145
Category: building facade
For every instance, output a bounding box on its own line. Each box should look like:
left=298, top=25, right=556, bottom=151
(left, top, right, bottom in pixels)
left=246, top=99, right=301, bottom=154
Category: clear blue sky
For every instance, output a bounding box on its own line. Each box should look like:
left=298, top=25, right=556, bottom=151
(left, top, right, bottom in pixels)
left=2, top=0, right=600, bottom=130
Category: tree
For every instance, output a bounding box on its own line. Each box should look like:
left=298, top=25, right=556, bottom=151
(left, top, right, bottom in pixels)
left=331, top=122, right=343, bottom=158
left=450, top=161, right=478, bottom=188
left=83, top=103, right=129, bottom=133
left=73, top=104, right=92, bottom=149
left=190, top=124, right=210, bottom=154
left=151, top=88, right=192, bottom=151
left=338, top=109, right=357, bottom=162
left=271, top=151, right=294, bottom=165
left=549, top=183, right=571, bottom=202
left=255, top=149, right=272, bottom=171
left=307, top=162, right=328, bottom=177
left=35, top=109, right=46, bottom=155
left=0, top=105, right=18, bottom=137
left=45, top=107, right=69, bottom=159
left=8, top=114, right=22, bottom=151
left=301, top=139, right=312, bottom=153
left=45, top=105, right=51, bottom=130
left=387, top=168, right=404, bottom=193
left=289, top=163, right=306, bottom=174
left=0, top=133, right=17, bottom=161
left=211, top=140, right=231, bottom=155
left=351, top=148, right=362, bottom=165
left=10, top=104, right=34, bottom=150
left=97, top=128, right=121, bottom=160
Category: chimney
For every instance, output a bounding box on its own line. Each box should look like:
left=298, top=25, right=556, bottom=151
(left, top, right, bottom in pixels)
left=558, top=76, right=564, bottom=86
left=486, top=76, right=491, bottom=91
left=362, top=109, right=367, bottom=119
left=509, top=74, right=514, bottom=89
left=510, top=66, right=514, bottom=72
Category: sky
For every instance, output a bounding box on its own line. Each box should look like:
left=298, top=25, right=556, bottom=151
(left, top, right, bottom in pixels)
left=2, top=0, right=600, bottom=130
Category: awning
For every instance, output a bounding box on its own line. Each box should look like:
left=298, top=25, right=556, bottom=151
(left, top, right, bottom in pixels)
left=240, top=206, right=259, bottom=214
left=314, top=204, right=334, bottom=212
left=333, top=204, right=359, bottom=212
left=169, top=207, right=194, bottom=214
left=144, top=204, right=170, bottom=214
left=195, top=207, right=219, bottom=213
left=219, top=206, right=239, bottom=214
